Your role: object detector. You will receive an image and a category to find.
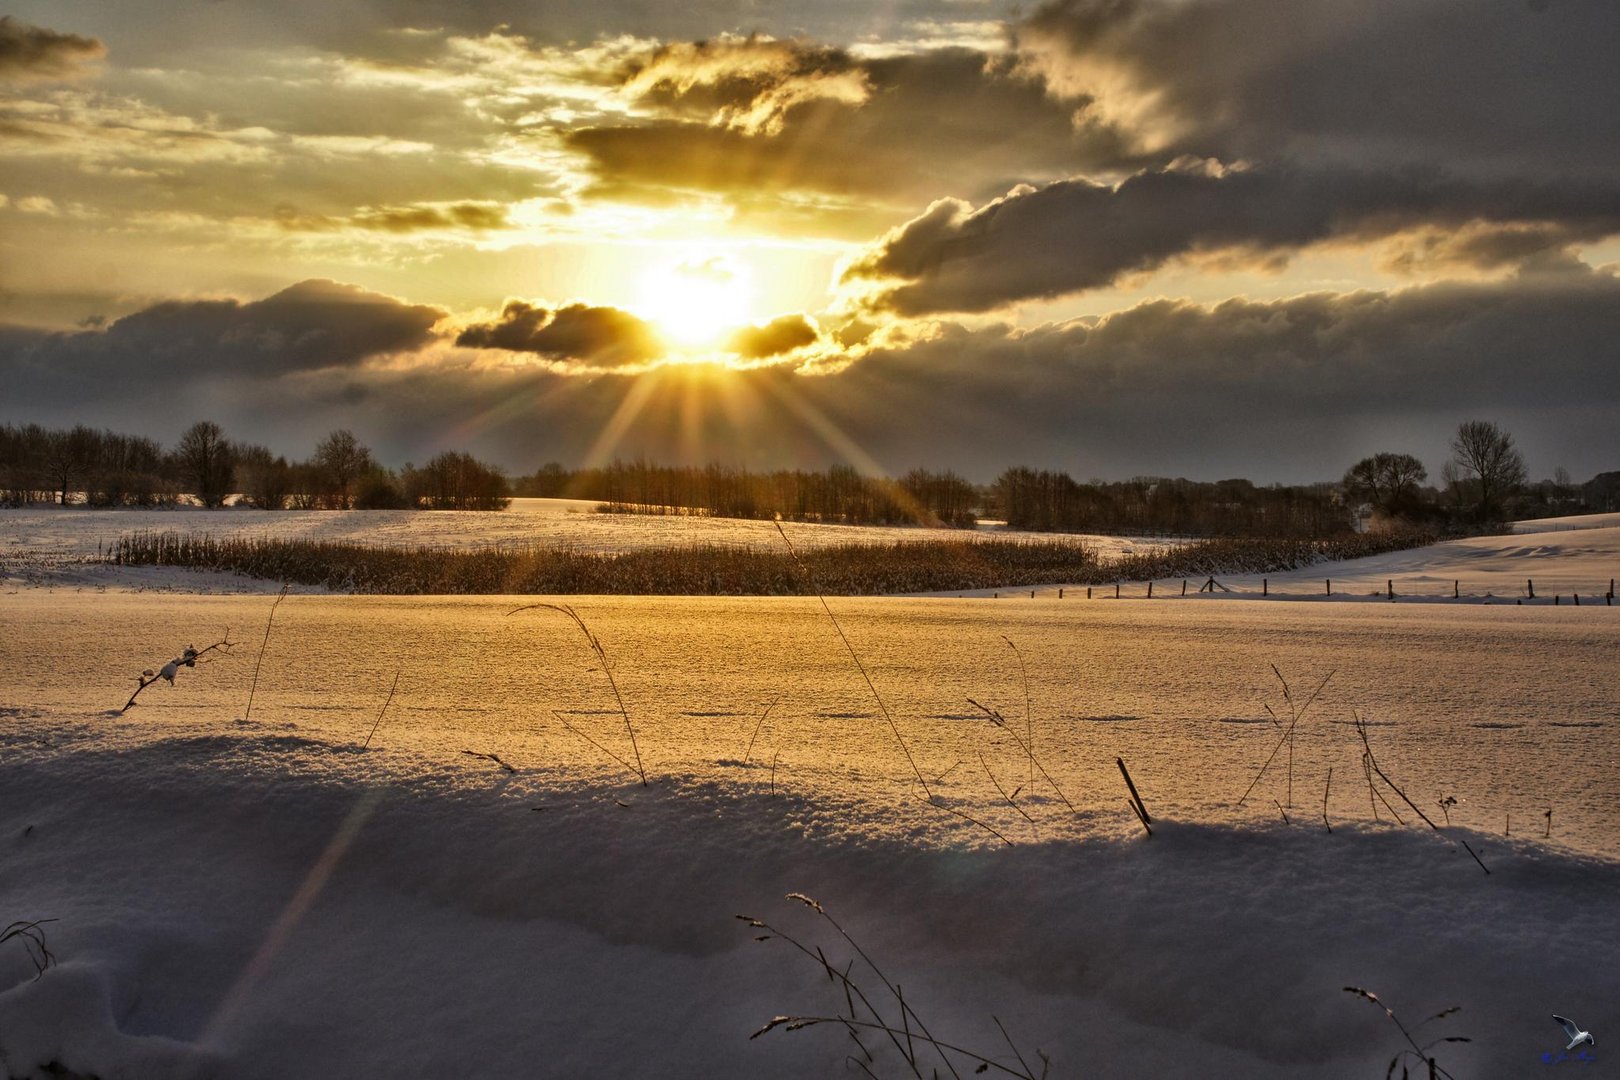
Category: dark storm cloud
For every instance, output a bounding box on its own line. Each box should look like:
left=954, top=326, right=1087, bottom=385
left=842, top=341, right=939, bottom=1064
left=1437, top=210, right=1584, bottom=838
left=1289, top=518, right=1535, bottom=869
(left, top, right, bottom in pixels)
left=726, top=314, right=820, bottom=360
left=567, top=46, right=1122, bottom=214
left=843, top=165, right=1620, bottom=314
left=0, top=280, right=444, bottom=390
left=1015, top=0, right=1620, bottom=178
left=456, top=301, right=664, bottom=369
left=0, top=16, right=104, bottom=84
left=805, top=268, right=1620, bottom=479
left=6, top=272, right=1619, bottom=481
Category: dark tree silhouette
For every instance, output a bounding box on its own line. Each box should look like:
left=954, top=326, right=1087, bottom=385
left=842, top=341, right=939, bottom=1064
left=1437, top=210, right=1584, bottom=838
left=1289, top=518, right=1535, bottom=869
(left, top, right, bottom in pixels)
left=174, top=420, right=235, bottom=508
left=1342, top=452, right=1428, bottom=519
left=1449, top=420, right=1526, bottom=521
left=313, top=429, right=372, bottom=509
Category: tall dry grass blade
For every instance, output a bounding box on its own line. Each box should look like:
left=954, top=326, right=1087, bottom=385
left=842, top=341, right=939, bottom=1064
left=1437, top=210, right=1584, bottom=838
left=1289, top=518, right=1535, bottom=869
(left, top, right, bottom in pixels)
left=966, top=699, right=1077, bottom=813
left=244, top=583, right=289, bottom=721
left=1323, top=767, right=1333, bottom=833
left=552, top=710, right=640, bottom=781
left=919, top=794, right=1015, bottom=847
left=774, top=521, right=929, bottom=797
left=797, top=894, right=965, bottom=1080
left=1000, top=636, right=1034, bottom=789
left=362, top=671, right=400, bottom=750
left=509, top=602, right=647, bottom=786
left=744, top=694, right=782, bottom=765
left=1353, top=713, right=1438, bottom=830
left=1237, top=669, right=1333, bottom=806
left=979, top=752, right=1037, bottom=827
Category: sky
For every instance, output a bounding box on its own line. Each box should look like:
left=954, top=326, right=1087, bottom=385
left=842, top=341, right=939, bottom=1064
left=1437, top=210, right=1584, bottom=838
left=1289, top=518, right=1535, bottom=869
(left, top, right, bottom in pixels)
left=1, top=0, right=1618, bottom=483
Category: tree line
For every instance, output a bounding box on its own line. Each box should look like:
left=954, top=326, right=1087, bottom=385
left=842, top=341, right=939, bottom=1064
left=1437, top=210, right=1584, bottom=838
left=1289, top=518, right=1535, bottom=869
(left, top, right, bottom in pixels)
left=0, top=421, right=510, bottom=511
left=5, top=415, right=1609, bottom=533
left=516, top=420, right=1611, bottom=537
left=519, top=461, right=979, bottom=528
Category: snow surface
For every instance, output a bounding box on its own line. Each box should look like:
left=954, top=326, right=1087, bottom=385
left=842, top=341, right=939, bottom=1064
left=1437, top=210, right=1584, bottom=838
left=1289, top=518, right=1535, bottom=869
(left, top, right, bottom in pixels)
left=2, top=512, right=1617, bottom=1078
left=0, top=499, right=1155, bottom=594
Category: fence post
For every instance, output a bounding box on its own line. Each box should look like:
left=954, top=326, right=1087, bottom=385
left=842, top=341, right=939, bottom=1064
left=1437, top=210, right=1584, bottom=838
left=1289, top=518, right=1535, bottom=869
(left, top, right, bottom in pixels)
left=1326, top=579, right=1331, bottom=595
left=1087, top=586, right=1093, bottom=599
left=1263, top=578, right=1268, bottom=596
left=1059, top=588, right=1064, bottom=599
left=1454, top=580, right=1459, bottom=599
left=1387, top=579, right=1394, bottom=600
left=1528, top=578, right=1536, bottom=599
left=1182, top=579, right=1188, bottom=596
left=1115, top=583, right=1120, bottom=599
left=1147, top=581, right=1154, bottom=598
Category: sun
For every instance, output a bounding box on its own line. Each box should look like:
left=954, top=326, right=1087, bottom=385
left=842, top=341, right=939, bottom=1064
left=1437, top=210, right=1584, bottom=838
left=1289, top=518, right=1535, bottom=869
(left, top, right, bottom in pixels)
left=634, top=253, right=756, bottom=349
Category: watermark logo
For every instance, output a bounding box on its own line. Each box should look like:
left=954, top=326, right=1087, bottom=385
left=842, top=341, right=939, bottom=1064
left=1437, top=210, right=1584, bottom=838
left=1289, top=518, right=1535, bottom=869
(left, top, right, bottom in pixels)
left=1544, top=1015, right=1596, bottom=1065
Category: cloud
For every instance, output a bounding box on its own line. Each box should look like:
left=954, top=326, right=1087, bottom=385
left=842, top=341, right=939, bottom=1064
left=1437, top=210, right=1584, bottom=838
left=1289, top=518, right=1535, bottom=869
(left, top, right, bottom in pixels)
left=276, top=201, right=511, bottom=234
left=456, top=300, right=665, bottom=369
left=0, top=17, right=104, bottom=85
left=6, top=272, right=1620, bottom=481
left=726, top=314, right=820, bottom=359
left=567, top=45, right=1119, bottom=222
left=1013, top=0, right=1620, bottom=178
left=841, top=165, right=1620, bottom=314
left=622, top=35, right=872, bottom=135
left=0, top=280, right=444, bottom=391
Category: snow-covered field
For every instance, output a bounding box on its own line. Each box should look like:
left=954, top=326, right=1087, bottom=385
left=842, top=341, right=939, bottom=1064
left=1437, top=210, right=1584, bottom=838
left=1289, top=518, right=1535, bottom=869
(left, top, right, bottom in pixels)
left=0, top=499, right=1155, bottom=594
left=2, top=511, right=1617, bottom=1078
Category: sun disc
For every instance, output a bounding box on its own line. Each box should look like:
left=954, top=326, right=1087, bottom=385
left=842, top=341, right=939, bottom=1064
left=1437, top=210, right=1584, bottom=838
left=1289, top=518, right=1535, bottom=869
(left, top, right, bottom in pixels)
left=635, top=254, right=754, bottom=348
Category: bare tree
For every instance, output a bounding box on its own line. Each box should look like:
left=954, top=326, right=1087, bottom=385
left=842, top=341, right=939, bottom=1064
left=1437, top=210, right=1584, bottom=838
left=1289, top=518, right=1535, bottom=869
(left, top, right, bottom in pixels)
left=1449, top=420, right=1526, bottom=521
left=235, top=443, right=292, bottom=510
left=312, top=429, right=372, bottom=509
left=1342, top=452, right=1428, bottom=519
left=41, top=425, right=97, bottom=506
left=174, top=420, right=235, bottom=508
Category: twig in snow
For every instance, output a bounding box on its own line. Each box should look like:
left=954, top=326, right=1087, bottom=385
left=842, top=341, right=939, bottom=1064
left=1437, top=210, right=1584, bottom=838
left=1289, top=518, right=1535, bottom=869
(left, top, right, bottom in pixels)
left=741, top=895, right=1050, bottom=1079
left=1343, top=987, right=1466, bottom=1080
left=460, top=749, right=516, bottom=773
left=1, top=918, right=58, bottom=978
left=1117, top=757, right=1152, bottom=826
left=120, top=631, right=236, bottom=714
